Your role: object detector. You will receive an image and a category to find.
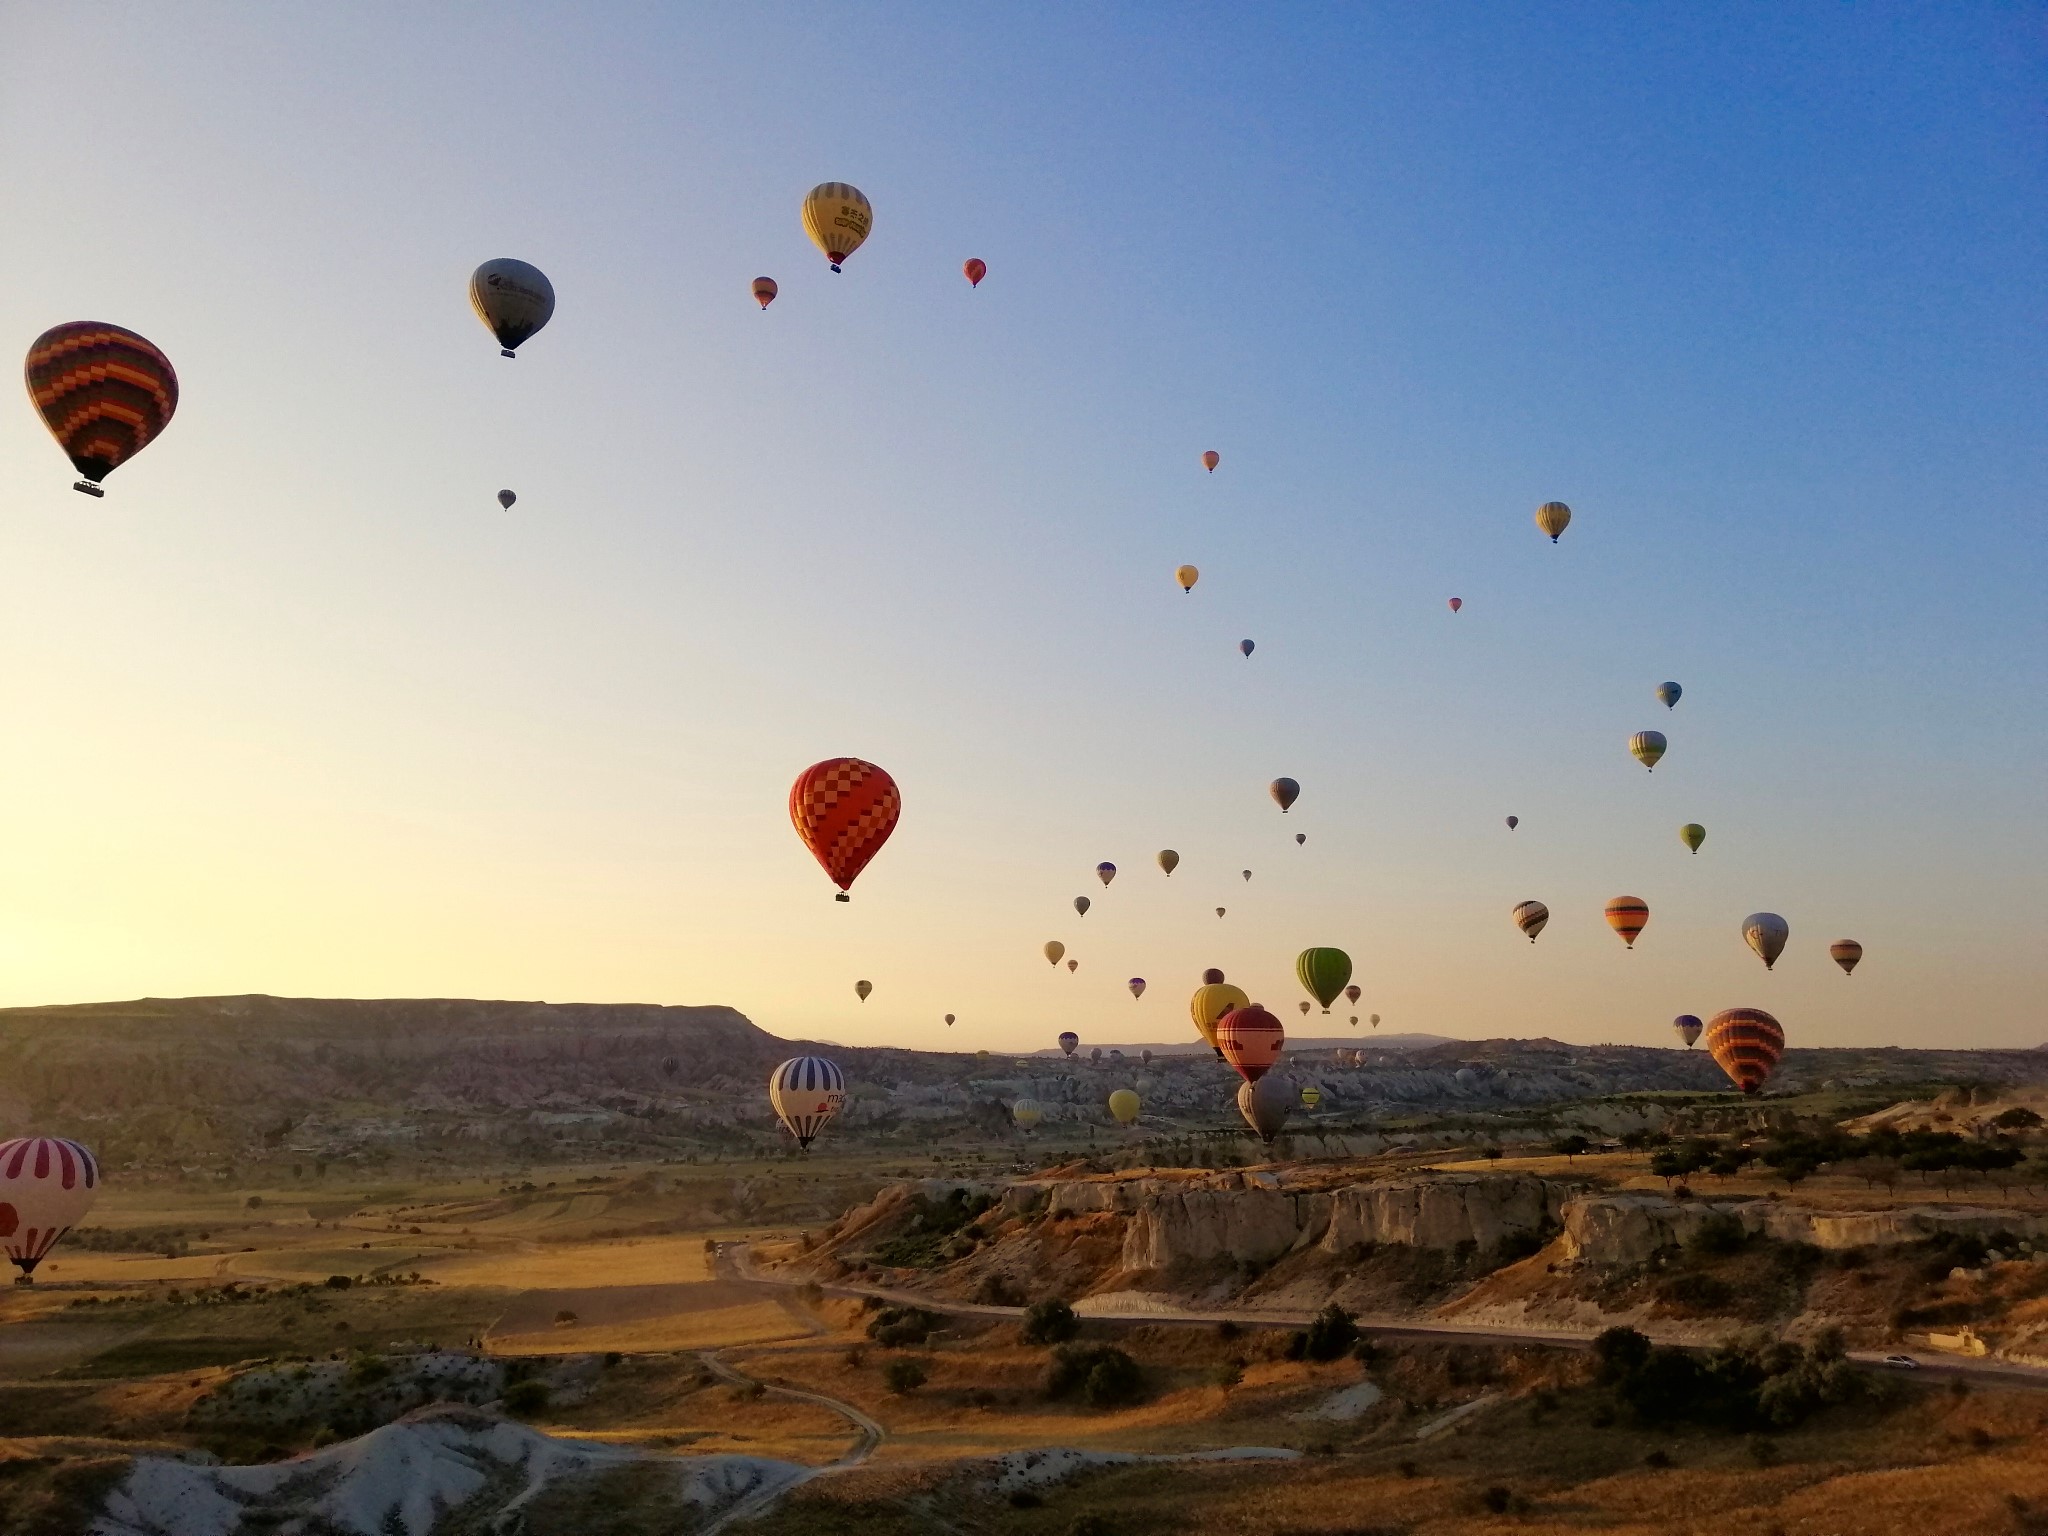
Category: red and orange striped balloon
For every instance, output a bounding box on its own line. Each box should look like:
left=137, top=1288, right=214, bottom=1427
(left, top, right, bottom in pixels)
left=1604, top=896, right=1649, bottom=949
left=790, top=758, right=900, bottom=901
left=1216, top=1003, right=1285, bottom=1084
left=1705, top=1007, right=1784, bottom=1095
left=25, top=322, right=178, bottom=493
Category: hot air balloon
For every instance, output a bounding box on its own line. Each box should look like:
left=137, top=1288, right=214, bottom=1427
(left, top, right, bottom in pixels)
left=1680, top=823, right=1706, bottom=855
left=1629, top=732, right=1667, bottom=772
left=1605, top=897, right=1649, bottom=949
left=469, top=259, right=555, bottom=357
left=26, top=323, right=179, bottom=496
left=1296, top=948, right=1353, bottom=1013
left=1349, top=1015, right=1358, bottom=1027
left=1237, top=1075, right=1292, bottom=1143
left=1217, top=907, right=1226, bottom=918
left=1074, top=896, right=1091, bottom=916
left=855, top=980, right=872, bottom=1002
left=1044, top=941, right=1065, bottom=966
left=1157, top=849, right=1180, bottom=876
left=497, top=489, right=516, bottom=509
left=1269, top=778, right=1300, bottom=813
left=1512, top=900, right=1550, bottom=943
left=1108, top=1088, right=1140, bottom=1126
left=1201, top=450, right=1220, bottom=473
left=1141, top=1049, right=1153, bottom=1066
left=1295, top=833, right=1306, bottom=845
left=752, top=276, right=779, bottom=309
left=802, top=182, right=872, bottom=271
left=1830, top=940, right=1863, bottom=976
left=1742, top=912, right=1789, bottom=971
left=1448, top=597, right=1462, bottom=613
left=1067, top=959, right=1079, bottom=973
left=1090, top=1047, right=1102, bottom=1065
left=963, top=258, right=986, bottom=288
left=1505, top=816, right=1518, bottom=830
left=1369, top=1014, right=1380, bottom=1027
left=1673, top=1014, right=1703, bottom=1048
left=1190, top=981, right=1248, bottom=1057
left=1535, top=501, right=1571, bottom=543
left=1012, top=1098, right=1043, bottom=1131
left=1242, top=869, right=1252, bottom=882
left=1203, top=968, right=1226, bottom=984
left=1344, top=984, right=1362, bottom=1005
left=661, top=1054, right=680, bottom=1078
left=768, top=1057, right=846, bottom=1150
left=1240, top=639, right=1255, bottom=657
left=1175, top=565, right=1199, bottom=594
left=0, top=1137, right=100, bottom=1278
left=1128, top=978, right=1146, bottom=999
left=1656, top=681, right=1682, bottom=710
left=1058, top=1031, right=1079, bottom=1058
left=1217, top=1004, right=1285, bottom=1083
left=944, top=1013, right=955, bottom=1026
left=790, top=758, right=900, bottom=901
left=1096, top=862, right=1117, bottom=887
left=1298, top=1001, right=1311, bottom=1015
left=1704, top=1007, right=1784, bottom=1095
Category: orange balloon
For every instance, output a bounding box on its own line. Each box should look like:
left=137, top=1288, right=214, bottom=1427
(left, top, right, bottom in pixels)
left=963, top=258, right=987, bottom=287
left=1604, top=896, right=1649, bottom=949
left=1201, top=450, right=1220, bottom=473
left=752, top=277, right=778, bottom=310
left=1216, top=1004, right=1285, bottom=1083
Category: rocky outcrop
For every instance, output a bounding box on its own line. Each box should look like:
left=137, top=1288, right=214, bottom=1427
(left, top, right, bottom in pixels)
left=1558, top=1194, right=2048, bottom=1266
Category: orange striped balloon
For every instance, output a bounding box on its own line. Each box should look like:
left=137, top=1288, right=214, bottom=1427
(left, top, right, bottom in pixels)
left=26, top=322, right=178, bottom=493
left=1829, top=940, right=1863, bottom=976
left=1216, top=1004, right=1285, bottom=1084
left=1604, top=896, right=1649, bottom=948
left=1705, top=1007, right=1783, bottom=1095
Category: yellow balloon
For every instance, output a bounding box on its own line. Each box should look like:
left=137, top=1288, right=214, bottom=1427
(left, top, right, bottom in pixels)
left=1044, top=940, right=1066, bottom=966
left=1108, top=1088, right=1140, bottom=1126
left=802, top=182, right=872, bottom=271
left=1190, top=982, right=1248, bottom=1054
left=1535, top=501, right=1572, bottom=542
left=1175, top=564, right=1199, bottom=593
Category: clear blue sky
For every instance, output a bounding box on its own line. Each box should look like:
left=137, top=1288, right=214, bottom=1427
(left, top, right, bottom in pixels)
left=1, top=5, right=2041, bottom=1051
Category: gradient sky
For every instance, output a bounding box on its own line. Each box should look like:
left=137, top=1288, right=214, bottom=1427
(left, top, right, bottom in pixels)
left=1, top=6, right=2042, bottom=1051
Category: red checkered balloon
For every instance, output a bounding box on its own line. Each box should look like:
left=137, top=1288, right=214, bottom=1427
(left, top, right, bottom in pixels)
left=790, top=757, right=901, bottom=901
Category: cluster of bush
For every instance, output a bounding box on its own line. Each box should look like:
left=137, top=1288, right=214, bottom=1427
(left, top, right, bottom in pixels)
left=1593, top=1325, right=1870, bottom=1430
left=867, top=1188, right=998, bottom=1268
left=864, top=1304, right=939, bottom=1347
left=1638, top=1122, right=2038, bottom=1194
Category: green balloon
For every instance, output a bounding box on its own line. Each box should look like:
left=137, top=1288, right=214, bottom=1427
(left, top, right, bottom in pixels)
left=1295, top=947, right=1353, bottom=1013
left=1680, top=823, right=1706, bottom=855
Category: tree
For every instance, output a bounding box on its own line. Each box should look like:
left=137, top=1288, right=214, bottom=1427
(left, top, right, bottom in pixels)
left=1991, top=1107, right=2042, bottom=1132
left=883, top=1358, right=928, bottom=1394
left=1301, top=1305, right=1359, bottom=1363
left=1022, top=1297, right=1080, bottom=1346
left=1551, top=1135, right=1591, bottom=1161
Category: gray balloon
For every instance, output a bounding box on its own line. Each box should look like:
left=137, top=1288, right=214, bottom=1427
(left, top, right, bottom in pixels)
left=1237, top=1075, right=1292, bottom=1144
left=497, top=489, right=516, bottom=509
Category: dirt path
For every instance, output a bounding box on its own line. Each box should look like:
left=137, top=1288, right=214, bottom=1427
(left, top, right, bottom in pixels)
left=693, top=1345, right=884, bottom=1534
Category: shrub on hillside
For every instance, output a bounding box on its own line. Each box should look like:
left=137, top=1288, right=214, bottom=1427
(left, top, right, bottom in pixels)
left=866, top=1306, right=937, bottom=1347
left=502, top=1380, right=549, bottom=1417
left=1021, top=1297, right=1080, bottom=1346
left=883, top=1358, right=928, bottom=1394
left=1301, top=1304, right=1359, bottom=1363
left=1684, top=1213, right=1750, bottom=1261
left=1592, top=1325, right=1864, bottom=1432
left=1045, top=1343, right=1144, bottom=1408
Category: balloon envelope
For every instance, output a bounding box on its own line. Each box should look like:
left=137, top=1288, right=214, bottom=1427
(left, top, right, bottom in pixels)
left=1656, top=681, right=1682, bottom=709
left=1505, top=815, right=1518, bottom=830
left=1629, top=731, right=1667, bottom=771
left=1190, top=982, right=1249, bottom=1054
left=1535, top=500, right=1571, bottom=542
left=1175, top=565, right=1199, bottom=593
left=1830, top=939, right=1863, bottom=976
left=1296, top=947, right=1353, bottom=1012
left=944, top=1013, right=955, bottom=1025
left=1044, top=940, right=1065, bottom=966
left=790, top=758, right=900, bottom=899
left=1673, top=1014, right=1703, bottom=1048
left=1058, top=1031, right=1079, bottom=1057
left=1237, top=1074, right=1292, bottom=1143
left=1743, top=912, right=1790, bottom=970
left=963, top=258, right=987, bottom=287
left=1512, top=900, right=1550, bottom=942
left=1217, top=1004, right=1285, bottom=1083
left=1157, top=849, right=1180, bottom=876
left=855, top=980, right=872, bottom=1002
left=1240, top=639, right=1255, bottom=657
left=1681, top=823, right=1706, bottom=854
left=1369, top=1014, right=1380, bottom=1026
left=1344, top=984, right=1361, bottom=1004
left=752, top=276, right=778, bottom=309
left=1096, top=862, right=1116, bottom=886
left=1012, top=1098, right=1042, bottom=1130
left=1448, top=597, right=1462, bottom=612
left=1074, top=896, right=1091, bottom=916
left=1605, top=897, right=1649, bottom=949
left=0, top=1137, right=101, bottom=1276
left=1128, top=977, right=1146, bottom=999
left=469, top=259, right=555, bottom=355
left=1301, top=1085, right=1321, bottom=1109
left=801, top=182, right=872, bottom=270
left=1108, top=1088, right=1140, bottom=1126
left=1201, top=450, right=1220, bottom=472
left=497, top=489, right=516, bottom=509
left=1705, top=1007, right=1784, bottom=1095
left=26, top=322, right=179, bottom=489
left=1067, top=959, right=1079, bottom=972
left=768, top=1057, right=846, bottom=1149
left=1269, top=778, right=1300, bottom=812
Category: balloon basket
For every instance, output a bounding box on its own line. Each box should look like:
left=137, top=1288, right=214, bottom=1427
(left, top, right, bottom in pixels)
left=835, top=892, right=850, bottom=903
left=72, top=481, right=104, bottom=498
left=501, top=349, right=517, bottom=359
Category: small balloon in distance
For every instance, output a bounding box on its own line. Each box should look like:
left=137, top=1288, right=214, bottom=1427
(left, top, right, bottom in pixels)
left=752, top=277, right=778, bottom=309
left=1201, top=450, right=1220, bottom=473
left=498, top=490, right=516, bottom=509
left=963, top=258, right=986, bottom=287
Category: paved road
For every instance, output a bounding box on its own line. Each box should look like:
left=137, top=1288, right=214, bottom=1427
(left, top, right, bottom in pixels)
left=721, top=1242, right=2048, bottom=1393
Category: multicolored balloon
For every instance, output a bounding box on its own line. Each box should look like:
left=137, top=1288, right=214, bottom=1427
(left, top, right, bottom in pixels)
left=1201, top=450, right=1220, bottom=473
left=1128, top=977, right=1146, bottom=999
left=26, top=323, right=179, bottom=494
left=469, top=259, right=555, bottom=357
left=0, top=1137, right=100, bottom=1277
left=1605, top=897, right=1649, bottom=949
left=790, top=758, right=900, bottom=901
left=1108, top=1088, right=1140, bottom=1126
left=1705, top=1007, right=1784, bottom=1095
left=1096, top=862, right=1117, bottom=887
left=1629, top=731, right=1667, bottom=772
left=1217, top=1004, right=1285, bottom=1083
left=1157, top=849, right=1180, bottom=876
left=1830, top=940, right=1863, bottom=976
left=661, top=1054, right=680, bottom=1078
left=752, top=276, right=779, bottom=309
left=1044, top=940, right=1065, bottom=966
left=1673, top=1014, right=1702, bottom=1048
left=1269, top=778, right=1300, bottom=813
left=1535, top=501, right=1571, bottom=543
left=801, top=182, right=871, bottom=271
left=963, top=258, right=987, bottom=288
left=1237, top=1074, right=1292, bottom=1143
left=1301, top=1085, right=1322, bottom=1110
left=1680, top=823, right=1706, bottom=854
left=1012, top=1098, right=1042, bottom=1130
left=1296, top=947, right=1353, bottom=1013
left=1512, top=900, right=1550, bottom=943
left=855, top=980, right=872, bottom=1002
left=768, top=1057, right=846, bottom=1150
left=1743, top=912, right=1789, bottom=971
left=1058, top=1031, right=1079, bottom=1058
left=1176, top=565, right=1199, bottom=593
left=1655, top=681, right=1682, bottom=710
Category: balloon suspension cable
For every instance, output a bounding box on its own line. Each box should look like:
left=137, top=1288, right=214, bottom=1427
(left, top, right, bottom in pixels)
left=73, top=481, right=105, bottom=498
